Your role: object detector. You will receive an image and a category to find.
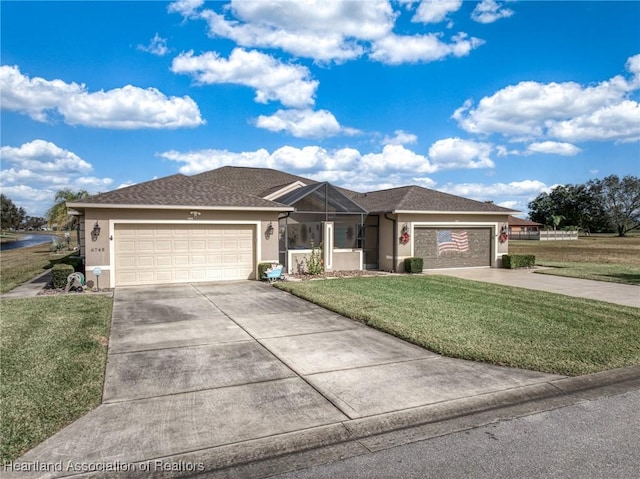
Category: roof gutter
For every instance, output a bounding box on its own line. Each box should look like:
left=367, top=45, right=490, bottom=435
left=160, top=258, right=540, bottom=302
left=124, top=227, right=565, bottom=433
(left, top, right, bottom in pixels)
left=384, top=213, right=397, bottom=273
left=66, top=202, right=295, bottom=212
left=392, top=210, right=521, bottom=215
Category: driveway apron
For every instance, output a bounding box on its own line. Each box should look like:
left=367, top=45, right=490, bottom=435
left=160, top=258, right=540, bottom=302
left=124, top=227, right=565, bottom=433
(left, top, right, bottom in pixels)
left=10, top=281, right=561, bottom=478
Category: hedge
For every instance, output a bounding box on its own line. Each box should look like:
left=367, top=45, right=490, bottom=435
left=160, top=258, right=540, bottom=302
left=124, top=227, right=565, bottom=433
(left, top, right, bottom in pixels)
left=404, top=257, right=424, bottom=274
left=258, top=262, right=274, bottom=280
left=502, top=254, right=536, bottom=269
left=51, top=264, right=75, bottom=288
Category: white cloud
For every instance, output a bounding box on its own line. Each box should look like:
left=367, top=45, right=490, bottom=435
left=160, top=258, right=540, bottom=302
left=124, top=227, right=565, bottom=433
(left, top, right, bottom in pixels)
left=471, top=0, right=514, bottom=24
left=191, top=0, right=394, bottom=63
left=0, top=140, right=113, bottom=215
left=526, top=141, right=581, bottom=156
left=159, top=144, right=437, bottom=191
left=412, top=176, right=437, bottom=188
left=370, top=32, right=484, bottom=64
left=167, top=0, right=204, bottom=17
left=0, top=139, right=92, bottom=173
left=626, top=54, right=640, bottom=82
left=159, top=144, right=555, bottom=206
left=439, top=179, right=549, bottom=201
left=428, top=137, right=495, bottom=169
left=137, top=33, right=170, bottom=56
left=453, top=54, right=640, bottom=143
left=547, top=100, right=640, bottom=143
left=75, top=177, right=114, bottom=188
left=171, top=49, right=318, bottom=108
left=383, top=130, right=418, bottom=145
left=170, top=0, right=485, bottom=65
left=255, top=109, right=358, bottom=139
left=0, top=65, right=204, bottom=129
left=160, top=148, right=274, bottom=174
left=361, top=144, right=436, bottom=174
left=412, top=0, right=462, bottom=24
left=161, top=136, right=513, bottom=193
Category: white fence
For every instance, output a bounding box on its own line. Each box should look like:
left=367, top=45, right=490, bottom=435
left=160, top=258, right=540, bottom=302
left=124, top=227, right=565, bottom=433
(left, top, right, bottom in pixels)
left=539, top=230, right=579, bottom=241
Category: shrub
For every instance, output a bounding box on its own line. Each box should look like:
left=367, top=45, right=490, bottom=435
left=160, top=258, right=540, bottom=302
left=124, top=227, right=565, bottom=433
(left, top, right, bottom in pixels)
left=502, top=254, right=536, bottom=269
left=258, top=262, right=273, bottom=280
left=50, top=239, right=65, bottom=253
left=306, top=241, right=324, bottom=275
left=404, top=257, right=424, bottom=274
left=51, top=264, right=75, bottom=288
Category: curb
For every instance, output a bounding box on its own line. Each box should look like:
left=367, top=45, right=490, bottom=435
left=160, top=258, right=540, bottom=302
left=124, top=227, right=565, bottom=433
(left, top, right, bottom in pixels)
left=62, top=364, right=640, bottom=479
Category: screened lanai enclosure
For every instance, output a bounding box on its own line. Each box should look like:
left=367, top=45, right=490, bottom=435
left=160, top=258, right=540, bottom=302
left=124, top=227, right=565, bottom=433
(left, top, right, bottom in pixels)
left=275, top=182, right=369, bottom=273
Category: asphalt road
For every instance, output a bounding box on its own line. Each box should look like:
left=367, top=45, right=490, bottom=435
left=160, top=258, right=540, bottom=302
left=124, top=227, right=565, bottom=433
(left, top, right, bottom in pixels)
left=272, top=389, right=640, bottom=479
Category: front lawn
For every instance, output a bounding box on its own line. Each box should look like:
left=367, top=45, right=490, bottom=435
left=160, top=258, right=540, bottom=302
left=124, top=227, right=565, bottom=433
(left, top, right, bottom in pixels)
left=509, top=236, right=640, bottom=285
left=534, top=262, right=640, bottom=285
left=0, top=295, right=112, bottom=463
left=276, top=276, right=640, bottom=377
left=0, top=235, right=77, bottom=293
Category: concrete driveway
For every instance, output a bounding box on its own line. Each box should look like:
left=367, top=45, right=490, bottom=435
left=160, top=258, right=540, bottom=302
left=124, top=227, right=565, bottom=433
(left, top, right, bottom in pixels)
left=12, top=280, right=638, bottom=478
left=429, top=267, right=640, bottom=308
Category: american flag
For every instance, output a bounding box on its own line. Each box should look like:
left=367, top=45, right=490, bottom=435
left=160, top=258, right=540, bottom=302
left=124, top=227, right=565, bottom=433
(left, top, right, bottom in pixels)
left=437, top=230, right=469, bottom=254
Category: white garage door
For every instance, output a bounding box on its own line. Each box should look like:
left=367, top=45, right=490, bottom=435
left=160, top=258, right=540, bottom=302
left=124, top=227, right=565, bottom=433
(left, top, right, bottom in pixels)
left=114, top=224, right=255, bottom=286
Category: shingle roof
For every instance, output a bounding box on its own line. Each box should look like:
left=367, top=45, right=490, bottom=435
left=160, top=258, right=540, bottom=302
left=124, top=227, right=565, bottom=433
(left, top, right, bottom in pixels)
left=71, top=173, right=286, bottom=209
left=193, top=167, right=315, bottom=197
left=349, top=185, right=517, bottom=213
left=71, top=166, right=516, bottom=214
left=508, top=216, right=542, bottom=226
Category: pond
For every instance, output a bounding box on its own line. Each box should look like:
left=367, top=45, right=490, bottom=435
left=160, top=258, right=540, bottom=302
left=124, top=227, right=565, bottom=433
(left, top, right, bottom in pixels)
left=0, top=234, right=60, bottom=251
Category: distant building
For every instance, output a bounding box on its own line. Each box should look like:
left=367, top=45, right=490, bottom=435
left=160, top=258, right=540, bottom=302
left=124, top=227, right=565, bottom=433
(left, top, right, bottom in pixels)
left=508, top=216, right=542, bottom=240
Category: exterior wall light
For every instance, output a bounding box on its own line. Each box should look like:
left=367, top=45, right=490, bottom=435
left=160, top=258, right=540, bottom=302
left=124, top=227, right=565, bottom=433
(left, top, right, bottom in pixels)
left=91, top=221, right=101, bottom=241
left=265, top=222, right=274, bottom=240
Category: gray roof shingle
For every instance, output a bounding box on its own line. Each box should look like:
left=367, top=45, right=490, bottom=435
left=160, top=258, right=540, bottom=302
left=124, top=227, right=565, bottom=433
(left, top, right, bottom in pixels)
left=72, top=166, right=516, bottom=214
left=349, top=185, right=517, bottom=213
left=73, top=173, right=286, bottom=209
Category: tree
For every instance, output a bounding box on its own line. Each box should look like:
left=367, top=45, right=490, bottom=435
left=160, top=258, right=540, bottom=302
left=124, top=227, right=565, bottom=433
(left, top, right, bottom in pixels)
left=528, top=184, right=607, bottom=232
left=588, top=175, right=640, bottom=237
left=1, top=194, right=25, bottom=230
left=22, top=215, right=47, bottom=230
left=46, top=189, right=89, bottom=230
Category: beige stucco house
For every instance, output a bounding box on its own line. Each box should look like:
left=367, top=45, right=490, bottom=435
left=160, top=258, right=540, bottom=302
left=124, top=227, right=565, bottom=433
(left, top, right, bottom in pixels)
left=67, top=166, right=517, bottom=288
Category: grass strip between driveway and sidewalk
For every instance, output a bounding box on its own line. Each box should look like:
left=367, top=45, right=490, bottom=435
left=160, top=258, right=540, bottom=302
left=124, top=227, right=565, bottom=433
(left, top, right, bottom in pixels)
left=276, top=275, right=640, bottom=377
left=0, top=295, right=112, bottom=463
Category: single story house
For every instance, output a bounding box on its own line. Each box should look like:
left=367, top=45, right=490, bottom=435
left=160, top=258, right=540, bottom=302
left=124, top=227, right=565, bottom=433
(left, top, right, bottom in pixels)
left=67, top=166, right=517, bottom=288
left=508, top=216, right=543, bottom=240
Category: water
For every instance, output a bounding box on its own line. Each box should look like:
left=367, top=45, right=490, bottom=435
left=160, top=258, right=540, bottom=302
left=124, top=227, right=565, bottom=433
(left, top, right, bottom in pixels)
left=0, top=234, right=60, bottom=251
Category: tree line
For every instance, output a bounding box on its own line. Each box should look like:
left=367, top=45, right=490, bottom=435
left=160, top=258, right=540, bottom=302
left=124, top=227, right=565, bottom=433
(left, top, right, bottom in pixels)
left=528, top=175, right=640, bottom=236
left=1, top=189, right=88, bottom=231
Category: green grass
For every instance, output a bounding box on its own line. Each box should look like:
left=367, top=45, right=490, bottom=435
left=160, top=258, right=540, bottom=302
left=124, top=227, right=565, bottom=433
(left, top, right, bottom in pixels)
left=509, top=236, right=640, bottom=285
left=0, top=295, right=112, bottom=463
left=534, top=262, right=640, bottom=285
left=276, top=276, right=640, bottom=377
left=0, top=236, right=76, bottom=293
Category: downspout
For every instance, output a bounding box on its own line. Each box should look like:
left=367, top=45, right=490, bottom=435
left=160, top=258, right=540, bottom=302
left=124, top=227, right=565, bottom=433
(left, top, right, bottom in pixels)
left=384, top=213, right=397, bottom=273
left=278, top=211, right=291, bottom=270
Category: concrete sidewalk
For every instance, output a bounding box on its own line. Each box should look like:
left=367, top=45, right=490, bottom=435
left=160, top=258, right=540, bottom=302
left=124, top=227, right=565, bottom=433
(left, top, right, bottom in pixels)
left=428, top=267, right=640, bottom=308
left=1, top=270, right=52, bottom=298
left=6, top=281, right=640, bottom=479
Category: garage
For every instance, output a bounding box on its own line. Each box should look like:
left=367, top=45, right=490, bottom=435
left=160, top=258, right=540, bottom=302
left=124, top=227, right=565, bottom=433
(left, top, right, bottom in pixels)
left=114, top=224, right=255, bottom=286
left=413, top=228, right=491, bottom=269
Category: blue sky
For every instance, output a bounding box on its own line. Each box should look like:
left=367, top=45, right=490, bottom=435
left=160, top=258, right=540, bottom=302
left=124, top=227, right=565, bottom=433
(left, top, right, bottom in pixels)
left=1, top=0, right=639, bottom=217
